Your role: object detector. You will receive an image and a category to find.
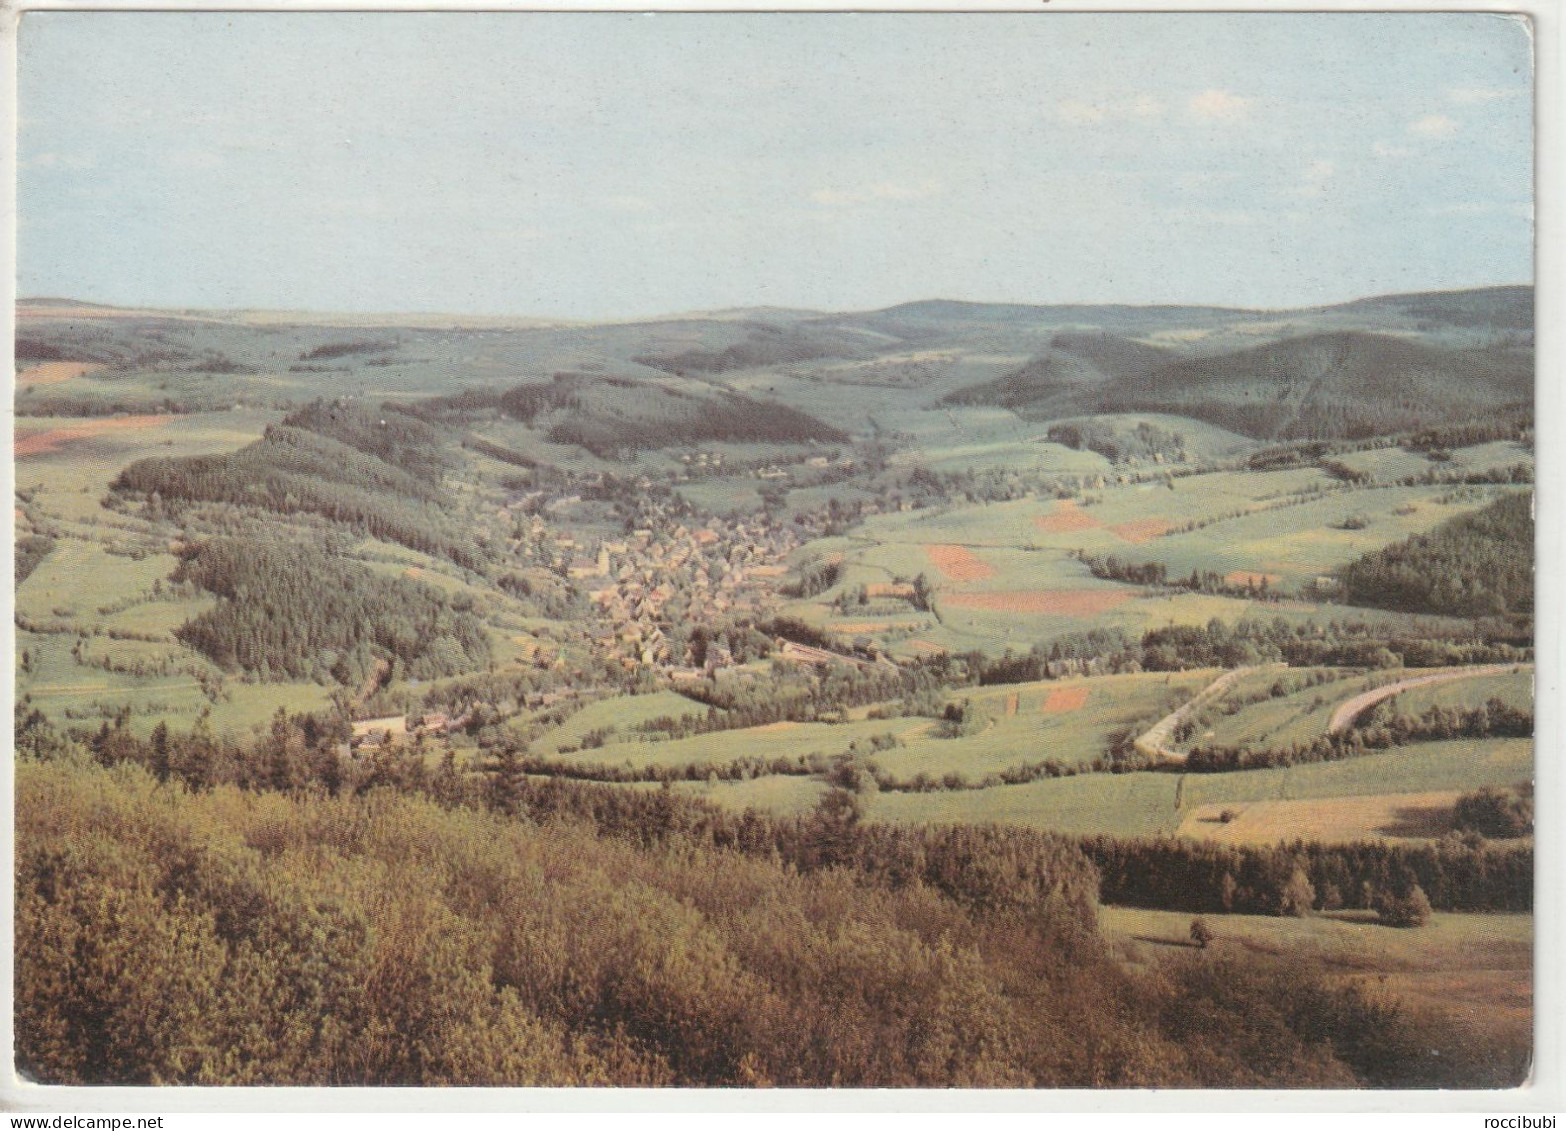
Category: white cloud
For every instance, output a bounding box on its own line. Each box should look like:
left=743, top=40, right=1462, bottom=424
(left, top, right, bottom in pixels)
left=1186, top=89, right=1251, bottom=122
left=1448, top=85, right=1522, bottom=105
left=1373, top=142, right=1415, bottom=159
left=166, top=149, right=225, bottom=171
left=1176, top=170, right=1240, bottom=190
left=1160, top=207, right=1260, bottom=227
left=1409, top=114, right=1460, bottom=138
left=810, top=180, right=944, bottom=207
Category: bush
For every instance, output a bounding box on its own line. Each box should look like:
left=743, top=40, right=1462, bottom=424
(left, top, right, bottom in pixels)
left=1374, top=884, right=1433, bottom=929
left=1453, top=786, right=1533, bottom=839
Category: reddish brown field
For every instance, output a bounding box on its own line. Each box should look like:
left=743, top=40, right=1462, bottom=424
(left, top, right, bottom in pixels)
left=1225, top=570, right=1283, bottom=587
left=18, top=361, right=103, bottom=385
left=1110, top=518, right=1172, bottom=543
left=15, top=415, right=169, bottom=457
left=909, top=640, right=947, bottom=654
left=1042, top=686, right=1091, bottom=714
left=1033, top=499, right=1101, bottom=533
left=924, top=543, right=995, bottom=582
left=865, top=581, right=915, bottom=599
left=943, top=589, right=1137, bottom=616
left=828, top=621, right=921, bottom=634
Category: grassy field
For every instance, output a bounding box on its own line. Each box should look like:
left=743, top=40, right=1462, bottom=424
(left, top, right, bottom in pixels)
left=12, top=410, right=354, bottom=738
left=534, top=689, right=719, bottom=754
left=1387, top=666, right=1534, bottom=715
left=1195, top=669, right=1393, bottom=749
left=783, top=456, right=1517, bottom=660
left=1099, top=905, right=1531, bottom=1054
left=1195, top=664, right=1534, bottom=752
left=868, top=670, right=1215, bottom=779
left=840, top=737, right=1532, bottom=838
left=1333, top=439, right=1533, bottom=484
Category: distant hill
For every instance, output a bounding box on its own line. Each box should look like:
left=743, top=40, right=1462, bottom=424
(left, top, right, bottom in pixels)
left=632, top=322, right=869, bottom=376
left=1316, top=285, right=1533, bottom=331
left=942, top=332, right=1177, bottom=415
left=1096, top=331, right=1533, bottom=441
left=418, top=372, right=848, bottom=458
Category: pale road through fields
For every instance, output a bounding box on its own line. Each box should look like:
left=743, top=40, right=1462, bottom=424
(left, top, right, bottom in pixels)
left=1325, top=663, right=1529, bottom=735
left=1134, top=663, right=1286, bottom=764
left=1136, top=661, right=1528, bottom=764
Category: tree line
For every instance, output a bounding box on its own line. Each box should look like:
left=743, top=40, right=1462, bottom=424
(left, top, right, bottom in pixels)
left=1181, top=696, right=1532, bottom=774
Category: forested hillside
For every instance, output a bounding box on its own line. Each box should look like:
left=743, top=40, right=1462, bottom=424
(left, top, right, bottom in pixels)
left=1096, top=332, right=1532, bottom=440
left=173, top=538, right=491, bottom=685
left=942, top=332, right=1175, bottom=415
left=111, top=402, right=482, bottom=569
left=413, top=372, right=847, bottom=457
left=1338, top=491, right=1534, bottom=619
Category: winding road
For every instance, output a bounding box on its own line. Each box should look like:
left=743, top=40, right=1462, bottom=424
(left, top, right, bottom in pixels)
left=1134, top=663, right=1287, bottom=763
left=1325, top=663, right=1526, bottom=735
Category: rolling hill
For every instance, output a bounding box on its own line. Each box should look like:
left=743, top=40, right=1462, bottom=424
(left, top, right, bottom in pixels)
left=415, top=372, right=849, bottom=457
left=1095, top=331, right=1533, bottom=440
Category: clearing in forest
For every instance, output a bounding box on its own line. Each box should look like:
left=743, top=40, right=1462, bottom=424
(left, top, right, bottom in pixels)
left=18, top=361, right=103, bottom=385
left=1225, top=570, right=1283, bottom=587
left=1178, top=790, right=1467, bottom=845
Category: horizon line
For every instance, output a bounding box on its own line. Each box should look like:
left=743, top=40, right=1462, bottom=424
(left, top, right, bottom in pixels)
left=14, top=280, right=1535, bottom=327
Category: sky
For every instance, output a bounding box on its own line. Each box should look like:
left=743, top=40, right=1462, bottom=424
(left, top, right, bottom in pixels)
left=16, top=12, right=1534, bottom=320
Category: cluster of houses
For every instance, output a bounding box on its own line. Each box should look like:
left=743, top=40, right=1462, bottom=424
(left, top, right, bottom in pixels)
left=566, top=518, right=795, bottom=671
left=348, top=709, right=471, bottom=753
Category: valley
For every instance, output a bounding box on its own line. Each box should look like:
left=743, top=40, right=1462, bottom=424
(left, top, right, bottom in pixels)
left=13, top=286, right=1536, bottom=1087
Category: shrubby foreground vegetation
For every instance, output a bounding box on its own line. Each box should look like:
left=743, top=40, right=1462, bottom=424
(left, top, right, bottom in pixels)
left=15, top=288, right=1535, bottom=1090
left=15, top=719, right=1531, bottom=1088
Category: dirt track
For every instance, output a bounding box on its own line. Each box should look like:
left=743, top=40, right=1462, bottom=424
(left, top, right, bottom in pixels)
left=1134, top=663, right=1286, bottom=763
left=1325, top=664, right=1524, bottom=735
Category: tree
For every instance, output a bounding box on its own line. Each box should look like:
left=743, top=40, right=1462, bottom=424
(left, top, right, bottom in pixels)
left=488, top=744, right=526, bottom=817
left=1374, top=883, right=1432, bottom=929
left=1189, top=917, right=1215, bottom=950
left=1278, top=868, right=1316, bottom=918
left=150, top=722, right=171, bottom=785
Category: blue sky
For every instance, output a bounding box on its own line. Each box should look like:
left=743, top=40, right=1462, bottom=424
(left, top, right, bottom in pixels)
left=17, top=12, right=1533, bottom=319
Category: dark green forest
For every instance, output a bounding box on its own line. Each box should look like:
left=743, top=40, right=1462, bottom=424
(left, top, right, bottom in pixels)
left=1338, top=491, right=1533, bottom=619
left=111, top=402, right=483, bottom=569
left=173, top=538, right=491, bottom=685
